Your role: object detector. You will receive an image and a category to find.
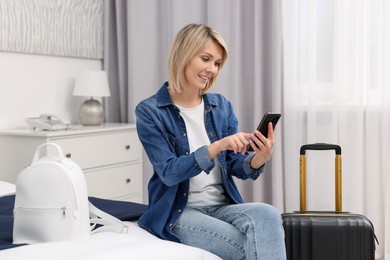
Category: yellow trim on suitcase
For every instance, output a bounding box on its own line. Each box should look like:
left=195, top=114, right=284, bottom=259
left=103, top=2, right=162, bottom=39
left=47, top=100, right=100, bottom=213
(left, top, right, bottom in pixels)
left=299, top=151, right=342, bottom=212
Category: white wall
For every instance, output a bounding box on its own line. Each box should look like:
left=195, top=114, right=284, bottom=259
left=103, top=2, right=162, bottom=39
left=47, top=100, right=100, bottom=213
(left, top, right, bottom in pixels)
left=0, top=51, right=102, bottom=129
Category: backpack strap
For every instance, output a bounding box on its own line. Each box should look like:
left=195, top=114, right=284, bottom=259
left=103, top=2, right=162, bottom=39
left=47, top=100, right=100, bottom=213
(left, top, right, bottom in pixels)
left=89, top=202, right=129, bottom=234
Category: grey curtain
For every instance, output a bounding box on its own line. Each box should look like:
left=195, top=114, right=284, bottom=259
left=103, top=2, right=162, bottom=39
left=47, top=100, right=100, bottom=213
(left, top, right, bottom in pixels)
left=103, top=0, right=129, bottom=122
left=103, top=0, right=285, bottom=211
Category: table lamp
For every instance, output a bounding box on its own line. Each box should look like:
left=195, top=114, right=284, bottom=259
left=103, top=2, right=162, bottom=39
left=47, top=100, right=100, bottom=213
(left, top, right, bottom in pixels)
left=73, top=70, right=111, bottom=126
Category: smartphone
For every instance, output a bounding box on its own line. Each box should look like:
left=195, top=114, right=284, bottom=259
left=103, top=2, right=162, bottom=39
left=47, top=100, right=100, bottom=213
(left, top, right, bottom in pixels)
left=247, top=112, right=281, bottom=151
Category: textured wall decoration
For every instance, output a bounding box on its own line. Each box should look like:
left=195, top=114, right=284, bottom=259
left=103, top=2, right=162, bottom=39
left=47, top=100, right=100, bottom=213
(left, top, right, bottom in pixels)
left=0, top=0, right=103, bottom=59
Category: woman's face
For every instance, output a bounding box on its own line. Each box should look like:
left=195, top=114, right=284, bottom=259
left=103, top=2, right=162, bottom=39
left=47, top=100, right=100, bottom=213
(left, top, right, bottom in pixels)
left=183, top=39, right=223, bottom=92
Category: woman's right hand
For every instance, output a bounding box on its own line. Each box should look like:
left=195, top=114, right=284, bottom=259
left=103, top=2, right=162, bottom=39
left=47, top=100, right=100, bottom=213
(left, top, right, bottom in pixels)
left=208, top=132, right=251, bottom=159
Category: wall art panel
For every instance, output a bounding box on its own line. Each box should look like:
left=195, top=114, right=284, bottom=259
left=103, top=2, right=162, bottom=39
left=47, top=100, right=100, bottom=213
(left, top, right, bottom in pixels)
left=0, top=0, right=103, bottom=59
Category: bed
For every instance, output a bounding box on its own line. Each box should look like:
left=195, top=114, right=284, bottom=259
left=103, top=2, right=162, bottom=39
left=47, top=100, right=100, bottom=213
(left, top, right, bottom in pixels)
left=0, top=181, right=222, bottom=260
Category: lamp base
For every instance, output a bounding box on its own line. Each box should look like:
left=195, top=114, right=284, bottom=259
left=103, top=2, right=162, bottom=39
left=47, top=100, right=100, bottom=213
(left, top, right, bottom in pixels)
left=79, top=98, right=105, bottom=126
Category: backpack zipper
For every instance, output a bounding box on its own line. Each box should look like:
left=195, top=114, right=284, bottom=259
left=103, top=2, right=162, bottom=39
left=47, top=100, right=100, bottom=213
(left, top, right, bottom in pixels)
left=61, top=207, right=67, bottom=218
left=15, top=206, right=68, bottom=218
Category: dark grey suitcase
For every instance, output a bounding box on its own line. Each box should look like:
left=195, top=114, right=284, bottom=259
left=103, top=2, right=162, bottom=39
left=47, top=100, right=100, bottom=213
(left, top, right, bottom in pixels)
left=282, top=143, right=378, bottom=260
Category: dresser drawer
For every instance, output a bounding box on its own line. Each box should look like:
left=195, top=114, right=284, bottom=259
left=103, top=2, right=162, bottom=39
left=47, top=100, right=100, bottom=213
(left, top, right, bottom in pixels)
left=84, top=162, right=142, bottom=202
left=50, top=131, right=141, bottom=169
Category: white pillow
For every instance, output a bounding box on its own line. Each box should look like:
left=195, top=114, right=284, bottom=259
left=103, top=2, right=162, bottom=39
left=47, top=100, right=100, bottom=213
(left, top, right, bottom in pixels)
left=0, top=181, right=16, bottom=196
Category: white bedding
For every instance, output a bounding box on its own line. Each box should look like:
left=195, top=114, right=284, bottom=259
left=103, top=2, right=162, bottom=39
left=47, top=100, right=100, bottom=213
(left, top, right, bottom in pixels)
left=0, top=181, right=16, bottom=196
left=0, top=182, right=222, bottom=260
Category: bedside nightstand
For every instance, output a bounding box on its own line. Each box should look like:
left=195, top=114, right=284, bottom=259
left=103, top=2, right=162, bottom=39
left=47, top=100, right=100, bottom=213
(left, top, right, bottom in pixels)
left=0, top=123, right=143, bottom=203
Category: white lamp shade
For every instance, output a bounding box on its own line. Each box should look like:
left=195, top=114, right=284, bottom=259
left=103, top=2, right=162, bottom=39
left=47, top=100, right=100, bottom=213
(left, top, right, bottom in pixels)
left=73, top=70, right=111, bottom=97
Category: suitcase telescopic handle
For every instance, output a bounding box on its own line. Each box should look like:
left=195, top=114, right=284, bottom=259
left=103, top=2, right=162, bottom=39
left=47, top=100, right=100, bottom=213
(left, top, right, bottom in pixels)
left=300, top=143, right=341, bottom=155
left=299, top=143, right=342, bottom=212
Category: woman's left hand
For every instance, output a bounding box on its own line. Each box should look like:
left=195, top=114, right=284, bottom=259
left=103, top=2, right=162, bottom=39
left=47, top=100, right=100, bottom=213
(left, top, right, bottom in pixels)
left=247, top=122, right=275, bottom=169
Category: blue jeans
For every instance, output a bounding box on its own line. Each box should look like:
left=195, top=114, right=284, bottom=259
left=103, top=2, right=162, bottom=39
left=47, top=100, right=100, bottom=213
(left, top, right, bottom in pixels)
left=172, top=203, right=286, bottom=260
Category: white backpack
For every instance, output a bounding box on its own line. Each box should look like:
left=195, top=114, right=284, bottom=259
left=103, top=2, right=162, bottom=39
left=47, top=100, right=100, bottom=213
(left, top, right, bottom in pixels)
left=13, top=142, right=127, bottom=244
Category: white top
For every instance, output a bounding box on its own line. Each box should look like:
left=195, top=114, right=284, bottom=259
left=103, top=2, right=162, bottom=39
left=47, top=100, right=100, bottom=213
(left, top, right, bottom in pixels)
left=176, top=100, right=228, bottom=208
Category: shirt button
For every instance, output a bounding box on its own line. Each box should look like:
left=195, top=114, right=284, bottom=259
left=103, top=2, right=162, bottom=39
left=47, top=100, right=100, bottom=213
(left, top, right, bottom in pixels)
left=183, top=193, right=187, bottom=197
left=178, top=209, right=182, bottom=213
left=183, top=133, right=187, bottom=137
left=185, top=152, right=189, bottom=155
left=169, top=223, right=173, bottom=227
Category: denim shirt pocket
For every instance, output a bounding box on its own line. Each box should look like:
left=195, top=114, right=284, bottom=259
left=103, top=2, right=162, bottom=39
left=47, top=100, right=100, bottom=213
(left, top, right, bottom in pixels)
left=163, top=132, right=179, bottom=155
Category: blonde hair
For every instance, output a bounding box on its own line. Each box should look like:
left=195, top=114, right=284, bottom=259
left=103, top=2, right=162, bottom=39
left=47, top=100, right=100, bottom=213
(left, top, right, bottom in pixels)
left=167, top=24, right=228, bottom=94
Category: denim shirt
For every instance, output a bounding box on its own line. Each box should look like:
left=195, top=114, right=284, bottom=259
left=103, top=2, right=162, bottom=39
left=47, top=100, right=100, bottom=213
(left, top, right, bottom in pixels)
left=135, top=82, right=265, bottom=242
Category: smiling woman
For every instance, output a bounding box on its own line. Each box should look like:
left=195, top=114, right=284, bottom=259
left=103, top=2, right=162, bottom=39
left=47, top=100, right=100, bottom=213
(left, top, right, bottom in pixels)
left=103, top=2, right=285, bottom=221
left=135, top=23, right=286, bottom=260
left=169, top=39, right=223, bottom=108
left=167, top=24, right=228, bottom=97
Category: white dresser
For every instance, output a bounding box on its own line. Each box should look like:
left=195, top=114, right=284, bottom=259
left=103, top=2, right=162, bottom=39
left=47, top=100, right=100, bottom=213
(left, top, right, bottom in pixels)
left=0, top=123, right=143, bottom=203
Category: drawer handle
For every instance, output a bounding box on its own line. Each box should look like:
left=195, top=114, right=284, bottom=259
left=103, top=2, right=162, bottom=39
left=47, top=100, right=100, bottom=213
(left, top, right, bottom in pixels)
left=126, top=178, right=131, bottom=184
left=65, top=153, right=72, bottom=158
left=125, top=145, right=131, bottom=150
